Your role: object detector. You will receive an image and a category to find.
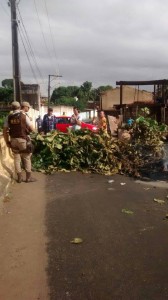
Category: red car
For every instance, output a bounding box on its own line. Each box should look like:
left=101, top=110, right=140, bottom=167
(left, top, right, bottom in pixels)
left=55, top=116, right=98, bottom=133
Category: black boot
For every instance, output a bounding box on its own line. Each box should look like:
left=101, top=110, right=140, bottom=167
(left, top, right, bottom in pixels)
left=17, top=172, right=23, bottom=183
left=26, top=172, right=37, bottom=183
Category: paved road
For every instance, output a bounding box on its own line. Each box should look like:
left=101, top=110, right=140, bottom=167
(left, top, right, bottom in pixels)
left=45, top=172, right=168, bottom=300
left=1, top=172, right=168, bottom=300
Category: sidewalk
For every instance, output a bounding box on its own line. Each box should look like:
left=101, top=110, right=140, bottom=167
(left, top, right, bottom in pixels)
left=0, top=172, right=49, bottom=300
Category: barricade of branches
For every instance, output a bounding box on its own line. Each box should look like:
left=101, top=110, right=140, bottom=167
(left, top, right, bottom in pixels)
left=31, top=113, right=167, bottom=177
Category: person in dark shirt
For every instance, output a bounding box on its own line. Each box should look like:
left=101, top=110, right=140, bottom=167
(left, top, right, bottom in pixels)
left=42, top=107, right=57, bottom=134
left=3, top=101, right=36, bottom=183
left=36, top=115, right=43, bottom=133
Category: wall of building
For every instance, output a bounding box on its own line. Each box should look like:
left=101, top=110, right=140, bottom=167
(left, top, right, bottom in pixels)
left=40, top=105, right=74, bottom=117
left=22, top=84, right=40, bottom=110
left=102, top=86, right=153, bottom=110
left=40, top=106, right=97, bottom=121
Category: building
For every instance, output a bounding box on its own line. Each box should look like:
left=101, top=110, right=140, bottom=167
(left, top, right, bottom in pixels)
left=21, top=84, right=40, bottom=110
left=40, top=105, right=74, bottom=117
left=101, top=86, right=153, bottom=111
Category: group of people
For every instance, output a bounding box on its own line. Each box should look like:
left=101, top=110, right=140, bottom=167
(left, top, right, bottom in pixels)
left=3, top=102, right=108, bottom=184
left=35, top=106, right=82, bottom=134
left=69, top=108, right=108, bottom=132
left=3, top=101, right=36, bottom=183
left=36, top=107, right=108, bottom=133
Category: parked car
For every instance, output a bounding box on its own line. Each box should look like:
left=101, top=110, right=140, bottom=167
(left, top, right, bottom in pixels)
left=55, top=116, right=98, bottom=133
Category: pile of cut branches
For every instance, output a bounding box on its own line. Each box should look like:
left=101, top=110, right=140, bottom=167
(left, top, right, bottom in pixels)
left=31, top=113, right=167, bottom=176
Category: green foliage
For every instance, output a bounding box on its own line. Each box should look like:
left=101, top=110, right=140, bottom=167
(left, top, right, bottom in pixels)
left=54, top=96, right=77, bottom=106
left=124, top=108, right=167, bottom=162
left=32, top=114, right=165, bottom=176
left=1, top=78, right=24, bottom=89
left=0, top=112, right=8, bottom=131
left=51, top=81, right=113, bottom=111
left=32, top=130, right=120, bottom=174
left=0, top=87, right=13, bottom=103
left=32, top=107, right=166, bottom=176
left=2, top=79, right=13, bottom=88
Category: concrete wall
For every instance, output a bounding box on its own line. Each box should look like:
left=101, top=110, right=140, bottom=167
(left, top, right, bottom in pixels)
left=40, top=106, right=98, bottom=120
left=102, top=86, right=153, bottom=110
left=0, top=135, right=15, bottom=206
left=40, top=105, right=74, bottom=117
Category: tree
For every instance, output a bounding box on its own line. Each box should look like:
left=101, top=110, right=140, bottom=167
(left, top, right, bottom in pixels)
left=0, top=87, right=13, bottom=103
left=50, top=82, right=113, bottom=111
left=80, top=81, right=92, bottom=99
left=97, top=85, right=113, bottom=93
left=51, top=86, right=79, bottom=104
left=2, top=79, right=13, bottom=88
left=1, top=78, right=24, bottom=89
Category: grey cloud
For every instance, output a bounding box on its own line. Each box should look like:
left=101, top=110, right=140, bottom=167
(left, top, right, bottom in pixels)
left=1, top=0, right=168, bottom=95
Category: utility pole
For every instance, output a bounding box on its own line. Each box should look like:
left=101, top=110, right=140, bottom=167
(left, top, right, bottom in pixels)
left=9, top=0, right=22, bottom=103
left=48, top=74, right=62, bottom=108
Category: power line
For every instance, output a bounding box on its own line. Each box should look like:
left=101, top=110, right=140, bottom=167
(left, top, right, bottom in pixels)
left=16, top=5, right=44, bottom=83
left=43, top=0, right=60, bottom=75
left=33, top=0, right=54, bottom=71
left=18, top=25, right=39, bottom=84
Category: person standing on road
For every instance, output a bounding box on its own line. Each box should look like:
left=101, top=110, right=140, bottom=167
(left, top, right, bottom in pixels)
left=42, top=107, right=57, bottom=134
left=92, top=116, right=98, bottom=125
left=70, top=107, right=82, bottom=130
left=21, top=101, right=32, bottom=120
left=98, top=110, right=107, bottom=133
left=35, top=115, right=43, bottom=133
left=126, top=116, right=134, bottom=127
left=3, top=101, right=36, bottom=183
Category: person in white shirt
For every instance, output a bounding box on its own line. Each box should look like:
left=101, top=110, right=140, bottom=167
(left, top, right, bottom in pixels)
left=70, top=107, right=82, bottom=130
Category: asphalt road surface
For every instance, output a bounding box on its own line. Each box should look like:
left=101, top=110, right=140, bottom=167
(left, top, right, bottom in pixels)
left=45, top=172, right=168, bottom=300
left=0, top=172, right=168, bottom=300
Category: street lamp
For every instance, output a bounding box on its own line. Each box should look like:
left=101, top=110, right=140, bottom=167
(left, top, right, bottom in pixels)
left=48, top=74, right=62, bottom=108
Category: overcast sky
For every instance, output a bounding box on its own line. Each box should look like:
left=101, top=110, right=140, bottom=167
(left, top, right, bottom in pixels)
left=1, top=0, right=168, bottom=95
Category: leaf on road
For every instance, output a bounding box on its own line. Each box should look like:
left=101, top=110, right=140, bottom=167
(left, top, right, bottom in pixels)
left=122, top=209, right=134, bottom=215
left=70, top=238, right=83, bottom=244
left=153, top=198, right=165, bottom=204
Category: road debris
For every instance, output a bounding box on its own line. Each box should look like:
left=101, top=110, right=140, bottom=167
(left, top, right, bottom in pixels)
left=140, top=226, right=154, bottom=232
left=31, top=110, right=167, bottom=177
left=122, top=209, right=134, bottom=215
left=70, top=238, right=83, bottom=244
left=153, top=198, right=165, bottom=204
